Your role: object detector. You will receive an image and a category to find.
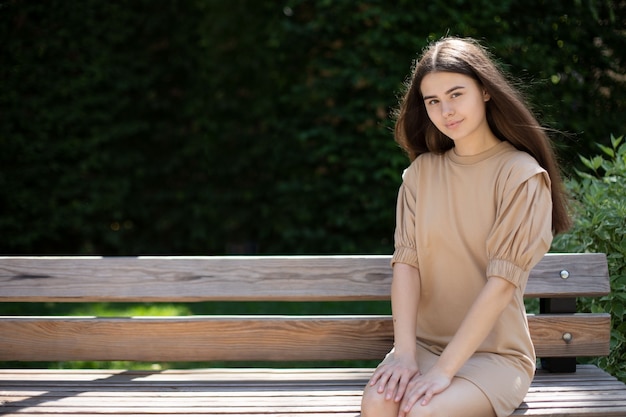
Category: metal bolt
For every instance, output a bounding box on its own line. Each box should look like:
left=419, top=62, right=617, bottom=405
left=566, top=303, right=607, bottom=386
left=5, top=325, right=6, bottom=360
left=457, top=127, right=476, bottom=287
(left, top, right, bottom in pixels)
left=560, top=270, right=570, bottom=280
left=562, top=332, right=573, bottom=343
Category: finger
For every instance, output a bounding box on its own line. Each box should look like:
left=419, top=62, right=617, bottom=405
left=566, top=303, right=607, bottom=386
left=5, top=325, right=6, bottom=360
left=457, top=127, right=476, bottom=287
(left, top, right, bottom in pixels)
left=421, top=388, right=435, bottom=406
left=369, top=368, right=384, bottom=386
left=384, top=374, right=400, bottom=400
left=394, top=374, right=410, bottom=402
left=370, top=364, right=391, bottom=387
left=400, top=385, right=425, bottom=414
left=376, top=370, right=393, bottom=394
left=397, top=395, right=414, bottom=417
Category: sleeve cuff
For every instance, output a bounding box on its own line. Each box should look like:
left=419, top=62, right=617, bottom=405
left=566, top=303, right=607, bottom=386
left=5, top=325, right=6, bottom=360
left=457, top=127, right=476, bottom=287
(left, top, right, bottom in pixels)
left=487, top=259, right=528, bottom=288
left=391, top=246, right=419, bottom=269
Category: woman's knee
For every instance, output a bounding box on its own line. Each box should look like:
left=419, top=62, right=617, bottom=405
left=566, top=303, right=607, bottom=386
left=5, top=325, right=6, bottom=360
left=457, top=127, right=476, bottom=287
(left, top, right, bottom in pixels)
left=365, top=396, right=436, bottom=417
left=361, top=383, right=398, bottom=417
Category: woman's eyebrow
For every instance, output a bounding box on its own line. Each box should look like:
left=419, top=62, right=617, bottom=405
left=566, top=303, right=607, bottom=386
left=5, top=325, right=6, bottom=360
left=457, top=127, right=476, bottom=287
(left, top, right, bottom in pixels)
left=422, top=85, right=466, bottom=101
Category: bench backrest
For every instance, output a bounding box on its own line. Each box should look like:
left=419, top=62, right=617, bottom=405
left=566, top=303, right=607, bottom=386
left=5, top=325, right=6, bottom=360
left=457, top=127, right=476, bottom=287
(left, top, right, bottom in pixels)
left=0, top=253, right=611, bottom=362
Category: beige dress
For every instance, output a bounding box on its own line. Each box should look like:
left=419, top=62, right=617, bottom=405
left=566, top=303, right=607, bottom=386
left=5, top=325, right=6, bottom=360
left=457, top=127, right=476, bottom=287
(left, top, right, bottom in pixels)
left=390, top=141, right=553, bottom=416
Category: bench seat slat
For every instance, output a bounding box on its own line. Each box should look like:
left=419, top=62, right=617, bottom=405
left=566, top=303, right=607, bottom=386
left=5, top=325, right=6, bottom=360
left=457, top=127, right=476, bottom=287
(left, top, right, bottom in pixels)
left=1, top=367, right=626, bottom=417
left=0, top=253, right=610, bottom=302
left=0, top=314, right=609, bottom=362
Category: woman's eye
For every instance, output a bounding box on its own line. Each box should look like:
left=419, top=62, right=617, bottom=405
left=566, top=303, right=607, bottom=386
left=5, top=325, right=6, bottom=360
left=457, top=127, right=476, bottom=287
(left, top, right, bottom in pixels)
left=427, top=99, right=439, bottom=105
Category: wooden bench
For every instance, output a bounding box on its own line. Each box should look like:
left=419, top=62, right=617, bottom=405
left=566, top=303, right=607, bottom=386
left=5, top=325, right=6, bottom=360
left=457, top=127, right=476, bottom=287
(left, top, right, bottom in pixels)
left=1, top=253, right=626, bottom=416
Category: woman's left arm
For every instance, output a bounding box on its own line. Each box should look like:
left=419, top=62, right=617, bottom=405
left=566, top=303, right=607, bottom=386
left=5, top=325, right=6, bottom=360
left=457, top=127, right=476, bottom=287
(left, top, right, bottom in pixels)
left=398, top=276, right=516, bottom=414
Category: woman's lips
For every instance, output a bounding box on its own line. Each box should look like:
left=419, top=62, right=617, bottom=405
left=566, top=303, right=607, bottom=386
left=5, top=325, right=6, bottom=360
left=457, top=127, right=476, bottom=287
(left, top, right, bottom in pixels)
left=445, top=119, right=462, bottom=129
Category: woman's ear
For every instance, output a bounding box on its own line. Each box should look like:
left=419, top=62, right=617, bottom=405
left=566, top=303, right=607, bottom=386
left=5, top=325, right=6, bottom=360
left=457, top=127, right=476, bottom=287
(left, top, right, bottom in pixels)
left=483, top=90, right=491, bottom=102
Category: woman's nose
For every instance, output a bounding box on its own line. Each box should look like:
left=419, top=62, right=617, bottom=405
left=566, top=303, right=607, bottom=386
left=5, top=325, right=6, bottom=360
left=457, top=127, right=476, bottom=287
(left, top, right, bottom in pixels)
left=442, top=102, right=454, bottom=117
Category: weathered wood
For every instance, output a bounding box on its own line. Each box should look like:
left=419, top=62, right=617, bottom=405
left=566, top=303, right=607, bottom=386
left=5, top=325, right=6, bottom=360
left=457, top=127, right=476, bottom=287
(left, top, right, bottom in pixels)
left=0, top=253, right=609, bottom=302
left=529, top=313, right=611, bottom=357
left=0, top=253, right=622, bottom=416
left=0, top=313, right=610, bottom=362
left=1, top=366, right=625, bottom=417
left=0, top=316, right=392, bottom=362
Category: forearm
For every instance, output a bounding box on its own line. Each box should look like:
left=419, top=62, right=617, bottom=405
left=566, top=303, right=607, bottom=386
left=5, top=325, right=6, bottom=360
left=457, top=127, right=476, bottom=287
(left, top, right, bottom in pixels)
left=391, top=263, right=421, bottom=356
left=435, top=276, right=516, bottom=377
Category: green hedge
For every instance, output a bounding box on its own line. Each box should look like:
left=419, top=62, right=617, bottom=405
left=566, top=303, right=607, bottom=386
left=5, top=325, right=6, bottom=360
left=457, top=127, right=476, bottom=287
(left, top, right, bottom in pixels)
left=552, top=134, right=626, bottom=382
left=1, top=0, right=624, bottom=255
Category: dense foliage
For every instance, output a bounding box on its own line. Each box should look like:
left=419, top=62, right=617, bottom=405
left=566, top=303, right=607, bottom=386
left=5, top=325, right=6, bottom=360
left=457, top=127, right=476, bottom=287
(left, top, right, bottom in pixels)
left=1, top=0, right=624, bottom=256
left=2, top=1, right=626, bottom=379
left=552, top=135, right=626, bottom=381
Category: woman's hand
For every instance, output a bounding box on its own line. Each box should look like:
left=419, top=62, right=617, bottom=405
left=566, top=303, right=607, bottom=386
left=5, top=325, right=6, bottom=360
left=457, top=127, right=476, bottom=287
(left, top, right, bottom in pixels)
left=369, top=353, right=420, bottom=403
left=398, top=366, right=452, bottom=416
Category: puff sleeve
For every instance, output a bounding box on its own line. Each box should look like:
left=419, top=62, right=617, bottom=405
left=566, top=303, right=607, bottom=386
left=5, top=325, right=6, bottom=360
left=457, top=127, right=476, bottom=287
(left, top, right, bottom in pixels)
left=486, top=169, right=553, bottom=289
left=390, top=167, right=419, bottom=269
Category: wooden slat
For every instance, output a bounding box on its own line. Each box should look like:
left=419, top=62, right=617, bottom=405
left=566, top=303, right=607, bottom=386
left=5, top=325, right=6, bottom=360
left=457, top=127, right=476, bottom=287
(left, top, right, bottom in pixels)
left=0, top=313, right=609, bottom=362
left=0, top=256, right=391, bottom=302
left=529, top=313, right=610, bottom=357
left=525, top=253, right=610, bottom=298
left=0, top=316, right=394, bottom=362
left=0, top=366, right=625, bottom=417
left=0, top=253, right=610, bottom=302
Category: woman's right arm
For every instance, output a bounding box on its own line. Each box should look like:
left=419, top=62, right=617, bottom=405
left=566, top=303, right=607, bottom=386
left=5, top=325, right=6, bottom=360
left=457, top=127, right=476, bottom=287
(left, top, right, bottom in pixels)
left=369, top=261, right=421, bottom=402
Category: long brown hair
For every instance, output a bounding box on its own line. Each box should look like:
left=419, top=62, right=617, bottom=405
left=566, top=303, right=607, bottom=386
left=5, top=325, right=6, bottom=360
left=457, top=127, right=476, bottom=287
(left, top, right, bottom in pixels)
left=394, top=37, right=571, bottom=234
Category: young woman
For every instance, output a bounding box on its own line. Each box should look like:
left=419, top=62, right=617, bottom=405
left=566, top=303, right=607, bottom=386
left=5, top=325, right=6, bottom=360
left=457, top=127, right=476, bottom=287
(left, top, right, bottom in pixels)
left=360, top=37, right=571, bottom=417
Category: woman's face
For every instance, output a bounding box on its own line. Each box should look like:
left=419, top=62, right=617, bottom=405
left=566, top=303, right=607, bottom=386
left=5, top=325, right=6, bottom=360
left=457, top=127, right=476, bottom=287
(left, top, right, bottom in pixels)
left=420, top=71, right=492, bottom=150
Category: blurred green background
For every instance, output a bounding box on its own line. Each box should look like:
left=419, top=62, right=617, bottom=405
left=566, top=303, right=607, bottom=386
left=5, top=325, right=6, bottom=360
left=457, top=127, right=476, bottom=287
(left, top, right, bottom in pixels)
left=1, top=0, right=625, bottom=371
left=1, top=0, right=624, bottom=256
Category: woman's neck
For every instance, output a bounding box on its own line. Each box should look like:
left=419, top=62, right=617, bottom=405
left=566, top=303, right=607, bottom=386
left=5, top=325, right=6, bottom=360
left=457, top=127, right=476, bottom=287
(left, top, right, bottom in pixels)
left=453, top=134, right=501, bottom=156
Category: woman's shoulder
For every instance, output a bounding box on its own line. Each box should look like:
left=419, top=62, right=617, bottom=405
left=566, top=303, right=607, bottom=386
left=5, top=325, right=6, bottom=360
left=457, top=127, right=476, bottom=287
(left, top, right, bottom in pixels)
left=401, top=152, right=444, bottom=180
left=409, top=151, right=447, bottom=170
left=496, top=142, right=549, bottom=188
left=498, top=142, right=545, bottom=174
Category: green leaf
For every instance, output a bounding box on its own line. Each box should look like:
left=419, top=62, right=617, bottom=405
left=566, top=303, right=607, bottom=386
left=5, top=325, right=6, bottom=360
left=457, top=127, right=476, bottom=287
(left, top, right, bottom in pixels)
left=579, top=155, right=596, bottom=171
left=598, top=143, right=615, bottom=158
left=591, top=156, right=604, bottom=170
left=611, top=134, right=623, bottom=149
left=612, top=301, right=625, bottom=320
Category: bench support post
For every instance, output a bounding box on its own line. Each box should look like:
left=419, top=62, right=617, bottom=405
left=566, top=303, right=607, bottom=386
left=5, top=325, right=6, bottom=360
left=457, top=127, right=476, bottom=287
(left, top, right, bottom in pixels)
left=539, top=297, right=577, bottom=373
